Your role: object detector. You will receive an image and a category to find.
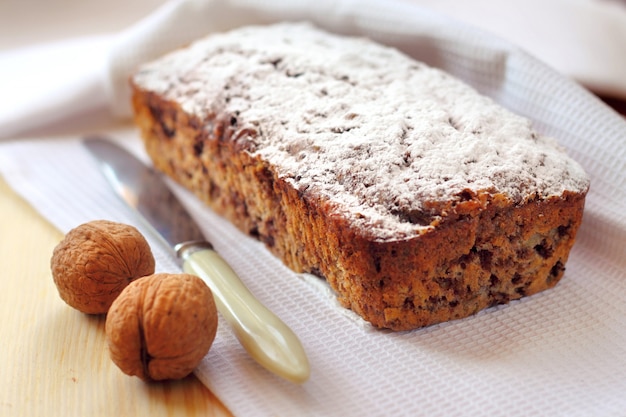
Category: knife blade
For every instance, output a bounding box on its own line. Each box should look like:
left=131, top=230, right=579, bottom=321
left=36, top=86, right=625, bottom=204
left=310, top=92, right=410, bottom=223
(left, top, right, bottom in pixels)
left=83, top=135, right=310, bottom=384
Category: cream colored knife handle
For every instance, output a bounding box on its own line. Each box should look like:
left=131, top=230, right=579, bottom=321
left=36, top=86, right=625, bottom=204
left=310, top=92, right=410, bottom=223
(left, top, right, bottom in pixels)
left=177, top=242, right=310, bottom=384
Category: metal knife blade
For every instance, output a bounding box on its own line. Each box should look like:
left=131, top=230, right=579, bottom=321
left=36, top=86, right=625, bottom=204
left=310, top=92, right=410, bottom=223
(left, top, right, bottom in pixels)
left=83, top=135, right=310, bottom=384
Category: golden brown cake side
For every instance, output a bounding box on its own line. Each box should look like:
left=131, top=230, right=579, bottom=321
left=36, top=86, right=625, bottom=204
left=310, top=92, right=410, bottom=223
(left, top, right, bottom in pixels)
left=131, top=89, right=586, bottom=331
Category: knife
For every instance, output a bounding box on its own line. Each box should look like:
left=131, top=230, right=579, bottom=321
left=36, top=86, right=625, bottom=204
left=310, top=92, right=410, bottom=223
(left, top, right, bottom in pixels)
left=83, top=135, right=310, bottom=384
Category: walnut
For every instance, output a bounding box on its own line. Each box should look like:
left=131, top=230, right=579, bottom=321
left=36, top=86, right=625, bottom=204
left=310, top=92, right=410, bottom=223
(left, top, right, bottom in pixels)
left=105, top=273, right=218, bottom=381
left=50, top=220, right=155, bottom=314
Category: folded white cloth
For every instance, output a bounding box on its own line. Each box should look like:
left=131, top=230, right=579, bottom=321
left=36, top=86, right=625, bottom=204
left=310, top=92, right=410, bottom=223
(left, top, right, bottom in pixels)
left=410, top=0, right=626, bottom=99
left=0, top=36, right=112, bottom=139
left=1, top=0, right=626, bottom=416
left=1, top=0, right=626, bottom=139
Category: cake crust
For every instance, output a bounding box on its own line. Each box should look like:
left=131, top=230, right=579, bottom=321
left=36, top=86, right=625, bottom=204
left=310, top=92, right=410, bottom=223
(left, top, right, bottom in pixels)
left=131, top=23, right=589, bottom=330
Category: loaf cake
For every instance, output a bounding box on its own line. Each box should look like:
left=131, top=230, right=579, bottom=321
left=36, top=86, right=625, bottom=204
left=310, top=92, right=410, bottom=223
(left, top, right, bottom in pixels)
left=130, top=23, right=590, bottom=331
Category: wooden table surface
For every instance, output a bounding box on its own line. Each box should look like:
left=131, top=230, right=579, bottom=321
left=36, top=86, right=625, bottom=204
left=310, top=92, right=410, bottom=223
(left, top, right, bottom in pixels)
left=0, top=177, right=233, bottom=417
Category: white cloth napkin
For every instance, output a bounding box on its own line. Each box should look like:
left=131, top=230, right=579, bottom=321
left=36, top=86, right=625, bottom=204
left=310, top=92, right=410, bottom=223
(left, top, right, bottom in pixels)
left=407, top=0, right=626, bottom=99
left=2, top=0, right=626, bottom=416
left=1, top=0, right=626, bottom=139
left=0, top=36, right=112, bottom=139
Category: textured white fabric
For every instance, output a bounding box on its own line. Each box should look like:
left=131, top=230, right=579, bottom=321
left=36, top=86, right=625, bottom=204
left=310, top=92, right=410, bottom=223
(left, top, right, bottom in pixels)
left=2, top=0, right=626, bottom=140
left=406, top=0, right=626, bottom=99
left=1, top=0, right=626, bottom=415
left=0, top=36, right=112, bottom=139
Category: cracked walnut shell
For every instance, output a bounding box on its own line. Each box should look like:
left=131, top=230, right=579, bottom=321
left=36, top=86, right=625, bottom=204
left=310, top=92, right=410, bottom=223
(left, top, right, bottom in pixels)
left=50, top=220, right=155, bottom=314
left=105, top=273, right=218, bottom=381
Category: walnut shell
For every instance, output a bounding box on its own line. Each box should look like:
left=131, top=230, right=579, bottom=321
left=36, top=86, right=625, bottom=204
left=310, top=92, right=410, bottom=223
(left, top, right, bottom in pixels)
left=50, top=220, right=155, bottom=314
left=105, top=273, right=218, bottom=381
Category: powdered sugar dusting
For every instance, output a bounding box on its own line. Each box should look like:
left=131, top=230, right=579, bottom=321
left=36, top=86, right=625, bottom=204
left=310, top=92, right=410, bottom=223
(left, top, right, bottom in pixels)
left=133, top=23, right=590, bottom=241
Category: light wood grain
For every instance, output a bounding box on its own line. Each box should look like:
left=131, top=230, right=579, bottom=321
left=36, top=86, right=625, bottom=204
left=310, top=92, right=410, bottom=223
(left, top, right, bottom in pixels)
left=0, top=176, right=233, bottom=417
